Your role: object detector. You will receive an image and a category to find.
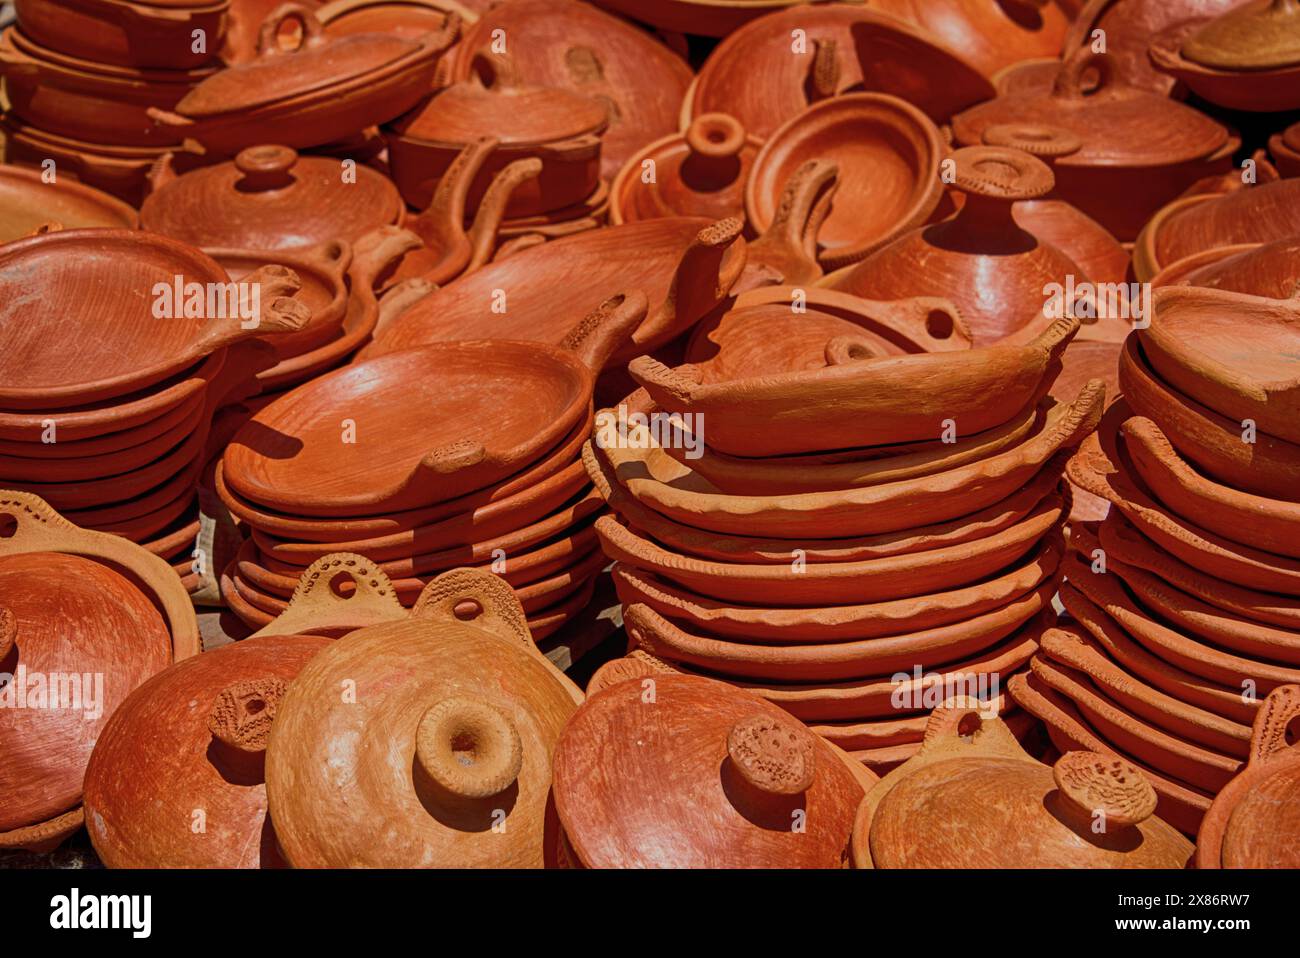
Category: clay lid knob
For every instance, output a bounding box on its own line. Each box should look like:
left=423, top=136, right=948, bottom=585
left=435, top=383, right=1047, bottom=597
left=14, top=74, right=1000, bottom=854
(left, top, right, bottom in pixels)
left=950, top=145, right=1055, bottom=201
left=0, top=606, right=15, bottom=661
left=208, top=678, right=286, bottom=758
left=685, top=113, right=747, bottom=161
left=1053, top=751, right=1157, bottom=828
left=416, top=698, right=522, bottom=800
left=981, top=123, right=1082, bottom=159
left=234, top=145, right=299, bottom=191
left=726, top=714, right=817, bottom=796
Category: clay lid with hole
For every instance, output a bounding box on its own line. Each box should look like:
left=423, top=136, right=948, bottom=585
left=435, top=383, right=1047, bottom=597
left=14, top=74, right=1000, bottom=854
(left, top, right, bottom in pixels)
left=551, top=673, right=864, bottom=867
left=0, top=552, right=173, bottom=835
left=1181, top=0, right=1300, bottom=70
left=263, top=592, right=579, bottom=867
left=851, top=703, right=1193, bottom=867
left=81, top=634, right=330, bottom=867
left=140, top=145, right=403, bottom=251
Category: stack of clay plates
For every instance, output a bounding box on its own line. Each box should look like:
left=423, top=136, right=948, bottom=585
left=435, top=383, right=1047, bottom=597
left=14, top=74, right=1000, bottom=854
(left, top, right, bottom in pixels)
left=585, top=295, right=1105, bottom=774
left=0, top=229, right=309, bottom=598
left=215, top=295, right=648, bottom=641
left=1012, top=285, right=1300, bottom=836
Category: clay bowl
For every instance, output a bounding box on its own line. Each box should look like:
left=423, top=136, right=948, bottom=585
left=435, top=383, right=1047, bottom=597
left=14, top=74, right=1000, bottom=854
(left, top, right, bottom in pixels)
left=1271, top=122, right=1300, bottom=176
left=223, top=342, right=599, bottom=517
left=1012, top=197, right=1131, bottom=292
left=1121, top=416, right=1300, bottom=559
left=597, top=499, right=1065, bottom=607
left=1147, top=16, right=1300, bottom=112
left=630, top=316, right=1081, bottom=458
left=0, top=229, right=309, bottom=410
left=0, top=115, right=171, bottom=206
left=686, top=6, right=992, bottom=140
left=594, top=381, right=1101, bottom=540
left=746, top=93, right=944, bottom=270
left=0, top=162, right=137, bottom=243
left=82, top=633, right=331, bottom=867
left=366, top=217, right=747, bottom=369
left=1139, top=285, right=1300, bottom=444
left=1132, top=179, right=1300, bottom=282
left=609, top=528, right=1062, bottom=644
left=1197, top=685, right=1300, bottom=868
left=1119, top=334, right=1300, bottom=501
left=586, top=438, right=1070, bottom=566
left=1151, top=238, right=1300, bottom=300
left=0, top=27, right=215, bottom=148
left=447, top=0, right=692, bottom=180
left=828, top=146, right=1090, bottom=346
left=13, top=0, right=229, bottom=70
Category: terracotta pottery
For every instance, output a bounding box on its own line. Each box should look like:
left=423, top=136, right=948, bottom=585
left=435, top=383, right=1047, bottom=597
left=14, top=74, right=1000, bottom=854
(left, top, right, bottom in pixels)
left=1051, top=341, right=1122, bottom=414
left=0, top=28, right=215, bottom=148
left=553, top=671, right=863, bottom=867
left=1122, top=416, right=1300, bottom=559
left=686, top=6, right=993, bottom=141
left=850, top=699, right=1193, bottom=867
left=82, top=634, right=331, bottom=867
left=0, top=162, right=136, bottom=243
left=366, top=217, right=747, bottom=368
left=0, top=491, right=199, bottom=851
left=611, top=529, right=1062, bottom=643
left=140, top=145, right=404, bottom=251
left=385, top=51, right=607, bottom=218
left=224, top=0, right=331, bottom=62
left=264, top=568, right=581, bottom=867
left=319, top=0, right=470, bottom=39
left=1133, top=179, right=1300, bottom=282
left=1061, top=0, right=1247, bottom=95
left=12, top=0, right=229, bottom=69
left=1197, top=684, right=1300, bottom=867
left=1153, top=238, right=1300, bottom=300
left=1119, top=334, right=1300, bottom=501
left=1012, top=198, right=1131, bottom=292
left=952, top=49, right=1235, bottom=239
left=746, top=93, right=944, bottom=270
left=830, top=146, right=1086, bottom=344
left=630, top=316, right=1080, bottom=457
left=148, top=5, right=458, bottom=154
left=1271, top=122, right=1300, bottom=176
left=735, top=160, right=840, bottom=289
left=1148, top=4, right=1300, bottom=111
left=1138, top=285, right=1300, bottom=445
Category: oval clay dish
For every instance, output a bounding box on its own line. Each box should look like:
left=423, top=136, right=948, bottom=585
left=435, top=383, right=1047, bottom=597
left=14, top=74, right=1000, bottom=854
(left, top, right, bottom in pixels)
left=0, top=163, right=137, bottom=242
left=1153, top=237, right=1300, bottom=301
left=1197, top=684, right=1300, bottom=868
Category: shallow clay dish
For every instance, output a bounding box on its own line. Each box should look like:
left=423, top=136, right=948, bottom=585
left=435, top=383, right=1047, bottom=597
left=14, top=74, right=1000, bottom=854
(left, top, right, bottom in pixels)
left=265, top=569, right=581, bottom=867
left=0, top=163, right=137, bottom=243
left=13, top=0, right=229, bottom=69
left=1153, top=238, right=1300, bottom=300
left=851, top=699, right=1193, bottom=867
left=746, top=93, right=944, bottom=269
left=630, top=316, right=1080, bottom=457
left=552, top=671, right=864, bottom=867
left=1138, top=285, right=1300, bottom=444
left=1197, top=684, right=1300, bottom=867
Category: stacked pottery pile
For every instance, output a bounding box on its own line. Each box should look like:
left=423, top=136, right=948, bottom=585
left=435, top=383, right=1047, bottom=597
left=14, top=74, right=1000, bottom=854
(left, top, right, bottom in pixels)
left=0, top=228, right=309, bottom=596
left=214, top=294, right=649, bottom=640
left=1013, top=285, right=1300, bottom=836
left=585, top=291, right=1106, bottom=774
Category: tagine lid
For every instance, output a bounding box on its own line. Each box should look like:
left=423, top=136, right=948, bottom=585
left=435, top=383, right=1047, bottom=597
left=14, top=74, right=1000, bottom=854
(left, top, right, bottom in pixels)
left=264, top=569, right=582, bottom=867
left=82, top=633, right=331, bottom=868
left=851, top=700, right=1193, bottom=868
left=0, top=552, right=173, bottom=835
left=1181, top=0, right=1300, bottom=71
left=552, top=672, right=864, bottom=868
left=140, top=145, right=403, bottom=249
left=390, top=51, right=608, bottom=148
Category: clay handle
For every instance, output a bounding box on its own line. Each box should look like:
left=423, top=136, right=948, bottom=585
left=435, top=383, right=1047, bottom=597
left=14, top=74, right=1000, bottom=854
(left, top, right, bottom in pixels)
left=922, top=697, right=1023, bottom=755
left=416, top=698, right=522, bottom=799
left=561, top=291, right=650, bottom=373
left=374, top=278, right=435, bottom=336
left=727, top=714, right=817, bottom=796
left=637, top=217, right=746, bottom=349
left=805, top=37, right=840, bottom=104
left=823, top=335, right=880, bottom=366
left=411, top=568, right=534, bottom=652
left=1053, top=48, right=1113, bottom=100
left=1245, top=684, right=1300, bottom=765
left=257, top=3, right=326, bottom=56
left=466, top=156, right=544, bottom=273
left=747, top=159, right=839, bottom=285
left=408, top=136, right=500, bottom=285
left=208, top=678, right=285, bottom=777
left=982, top=123, right=1082, bottom=158
left=537, top=133, right=603, bottom=162
left=192, top=264, right=312, bottom=353
left=247, top=552, right=406, bottom=638
left=147, top=107, right=195, bottom=131
left=471, top=48, right=523, bottom=90
left=1052, top=751, right=1158, bottom=828
left=627, top=355, right=704, bottom=405
left=349, top=225, right=424, bottom=288
left=1145, top=30, right=1184, bottom=71
left=234, top=145, right=299, bottom=191
left=0, top=606, right=15, bottom=661
left=685, top=113, right=747, bottom=161
left=950, top=145, right=1055, bottom=201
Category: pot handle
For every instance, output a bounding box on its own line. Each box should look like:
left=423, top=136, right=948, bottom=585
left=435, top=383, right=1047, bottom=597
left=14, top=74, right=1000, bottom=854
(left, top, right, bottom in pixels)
left=746, top=159, right=839, bottom=287
left=637, top=217, right=746, bottom=349
left=803, top=37, right=840, bottom=105
left=470, top=48, right=524, bottom=90
left=560, top=291, right=650, bottom=373
left=535, top=133, right=603, bottom=162
left=466, top=156, right=544, bottom=272
left=257, top=3, right=328, bottom=57
left=1052, top=47, right=1114, bottom=100
left=407, top=136, right=501, bottom=285
left=982, top=123, right=1083, bottom=159
left=921, top=697, right=1025, bottom=757
left=247, top=552, right=407, bottom=638
left=1052, top=751, right=1158, bottom=828
left=374, top=278, right=435, bottom=336
left=191, top=264, right=312, bottom=353
left=0, top=491, right=200, bottom=660
left=1244, top=684, right=1300, bottom=766
left=349, top=225, right=424, bottom=290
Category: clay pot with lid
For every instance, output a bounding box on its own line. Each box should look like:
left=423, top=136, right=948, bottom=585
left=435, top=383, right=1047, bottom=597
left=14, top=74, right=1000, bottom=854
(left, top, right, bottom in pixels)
left=385, top=50, right=607, bottom=218
left=0, top=163, right=136, bottom=243
left=12, top=0, right=228, bottom=70
left=0, top=491, right=199, bottom=852
left=141, top=145, right=404, bottom=251
left=1148, top=1, right=1300, bottom=111
left=851, top=699, right=1194, bottom=867
left=265, top=568, right=582, bottom=867
left=553, top=671, right=866, bottom=867
left=829, top=146, right=1088, bottom=345
left=148, top=4, right=458, bottom=155
left=952, top=49, right=1236, bottom=239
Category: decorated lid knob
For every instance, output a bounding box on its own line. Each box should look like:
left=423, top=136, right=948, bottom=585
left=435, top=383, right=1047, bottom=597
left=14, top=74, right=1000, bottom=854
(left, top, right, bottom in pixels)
left=234, top=145, right=299, bottom=191
left=1053, top=751, right=1158, bottom=828
left=0, top=605, right=15, bottom=661
left=685, top=113, right=748, bottom=162
left=726, top=714, right=817, bottom=796
left=950, top=145, right=1055, bottom=201
left=982, top=123, right=1083, bottom=158
left=415, top=698, right=523, bottom=800
left=207, top=677, right=286, bottom=778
